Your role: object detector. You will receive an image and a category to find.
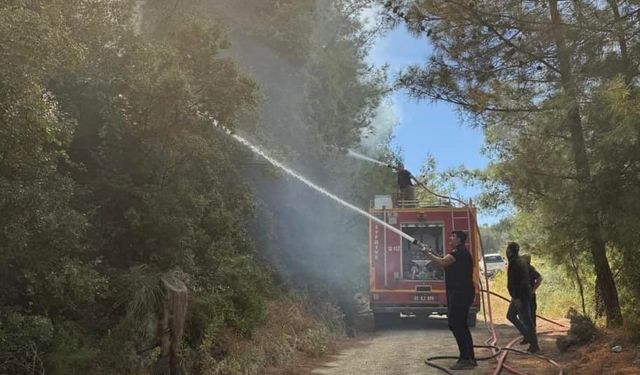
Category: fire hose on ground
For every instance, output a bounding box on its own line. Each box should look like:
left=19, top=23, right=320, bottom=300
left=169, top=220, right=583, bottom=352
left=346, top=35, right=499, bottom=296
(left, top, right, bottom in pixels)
left=405, top=173, right=569, bottom=375
left=423, top=290, right=568, bottom=375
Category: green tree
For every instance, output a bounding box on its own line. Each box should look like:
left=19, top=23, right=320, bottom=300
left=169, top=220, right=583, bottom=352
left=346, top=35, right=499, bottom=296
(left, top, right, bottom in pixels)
left=53, top=6, right=270, bottom=371
left=0, top=1, right=107, bottom=373
left=413, top=154, right=456, bottom=205
left=0, top=0, right=410, bottom=373
left=479, top=218, right=512, bottom=255
left=2, top=0, right=273, bottom=373
left=381, top=0, right=640, bottom=326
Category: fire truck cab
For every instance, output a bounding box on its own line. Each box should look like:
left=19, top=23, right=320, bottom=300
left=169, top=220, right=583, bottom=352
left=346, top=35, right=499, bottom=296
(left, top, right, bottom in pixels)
left=369, top=195, right=481, bottom=327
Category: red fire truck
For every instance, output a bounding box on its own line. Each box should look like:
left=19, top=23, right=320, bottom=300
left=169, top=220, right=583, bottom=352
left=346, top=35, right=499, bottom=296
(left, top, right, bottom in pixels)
left=369, top=195, right=481, bottom=327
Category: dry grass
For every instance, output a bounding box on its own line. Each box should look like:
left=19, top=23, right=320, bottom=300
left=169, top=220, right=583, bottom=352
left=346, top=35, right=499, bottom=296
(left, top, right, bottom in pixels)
left=480, top=258, right=585, bottom=321
left=560, top=328, right=640, bottom=375
left=480, top=265, right=640, bottom=374
left=196, top=294, right=341, bottom=375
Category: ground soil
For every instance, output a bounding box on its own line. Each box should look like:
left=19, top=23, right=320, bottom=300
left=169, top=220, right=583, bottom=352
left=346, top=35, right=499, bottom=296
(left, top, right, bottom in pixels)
left=299, top=315, right=568, bottom=375
left=557, top=328, right=640, bottom=375
left=274, top=314, right=640, bottom=375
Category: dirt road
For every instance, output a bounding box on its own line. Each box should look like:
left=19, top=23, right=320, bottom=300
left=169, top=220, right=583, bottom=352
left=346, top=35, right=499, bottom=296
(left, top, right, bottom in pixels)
left=312, top=316, right=567, bottom=375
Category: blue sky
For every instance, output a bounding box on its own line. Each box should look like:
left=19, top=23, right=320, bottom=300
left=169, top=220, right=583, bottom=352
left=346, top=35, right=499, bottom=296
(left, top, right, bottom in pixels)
left=367, top=26, right=500, bottom=224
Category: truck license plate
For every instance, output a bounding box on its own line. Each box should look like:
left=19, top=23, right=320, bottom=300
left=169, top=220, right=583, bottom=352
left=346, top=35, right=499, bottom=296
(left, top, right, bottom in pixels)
left=413, top=294, right=435, bottom=302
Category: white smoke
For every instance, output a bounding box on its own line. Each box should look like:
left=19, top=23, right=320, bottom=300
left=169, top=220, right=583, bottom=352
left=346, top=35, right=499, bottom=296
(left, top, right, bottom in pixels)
left=359, top=97, right=400, bottom=150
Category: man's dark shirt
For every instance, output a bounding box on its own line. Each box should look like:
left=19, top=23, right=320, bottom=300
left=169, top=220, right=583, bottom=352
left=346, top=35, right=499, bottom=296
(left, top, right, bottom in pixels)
left=528, top=265, right=541, bottom=292
left=397, top=169, right=413, bottom=189
left=445, top=244, right=474, bottom=293
left=507, top=256, right=532, bottom=299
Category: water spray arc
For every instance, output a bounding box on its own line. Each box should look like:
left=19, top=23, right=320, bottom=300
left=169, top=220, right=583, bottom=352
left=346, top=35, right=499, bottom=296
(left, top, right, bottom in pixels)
left=214, top=122, right=433, bottom=252
left=346, top=149, right=391, bottom=168
left=216, top=122, right=565, bottom=375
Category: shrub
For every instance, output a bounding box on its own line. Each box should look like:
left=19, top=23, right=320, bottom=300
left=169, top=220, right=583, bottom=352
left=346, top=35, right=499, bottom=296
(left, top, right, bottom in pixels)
left=193, top=294, right=338, bottom=375
left=556, top=308, right=599, bottom=352
left=0, top=311, right=54, bottom=375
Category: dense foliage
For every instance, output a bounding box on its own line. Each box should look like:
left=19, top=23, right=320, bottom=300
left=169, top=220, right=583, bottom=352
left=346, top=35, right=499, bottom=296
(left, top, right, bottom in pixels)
left=0, top=0, right=394, bottom=373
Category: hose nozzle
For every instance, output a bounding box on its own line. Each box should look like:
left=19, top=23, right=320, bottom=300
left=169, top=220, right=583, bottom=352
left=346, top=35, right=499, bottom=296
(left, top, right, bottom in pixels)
left=412, top=239, right=433, bottom=253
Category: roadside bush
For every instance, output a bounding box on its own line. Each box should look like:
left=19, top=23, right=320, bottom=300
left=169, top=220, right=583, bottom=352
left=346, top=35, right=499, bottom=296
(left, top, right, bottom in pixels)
left=193, top=294, right=339, bottom=375
left=556, top=308, right=599, bottom=352
left=45, top=321, right=98, bottom=375
left=0, top=312, right=98, bottom=375
left=0, top=311, right=54, bottom=375
left=621, top=309, right=640, bottom=343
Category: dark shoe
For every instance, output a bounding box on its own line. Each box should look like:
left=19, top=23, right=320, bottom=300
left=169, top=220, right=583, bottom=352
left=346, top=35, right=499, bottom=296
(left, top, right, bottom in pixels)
left=527, top=344, right=540, bottom=354
left=469, top=359, right=478, bottom=367
left=519, top=338, right=529, bottom=345
left=450, top=360, right=476, bottom=370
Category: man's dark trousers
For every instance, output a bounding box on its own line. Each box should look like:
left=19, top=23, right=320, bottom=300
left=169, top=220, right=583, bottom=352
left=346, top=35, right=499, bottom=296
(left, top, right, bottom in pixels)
left=507, top=297, right=538, bottom=345
left=447, top=290, right=475, bottom=361
left=531, top=293, right=537, bottom=328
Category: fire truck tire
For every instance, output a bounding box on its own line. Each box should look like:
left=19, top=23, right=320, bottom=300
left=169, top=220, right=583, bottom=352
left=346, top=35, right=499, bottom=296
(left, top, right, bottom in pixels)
left=467, top=311, right=477, bottom=327
left=373, top=312, right=397, bottom=328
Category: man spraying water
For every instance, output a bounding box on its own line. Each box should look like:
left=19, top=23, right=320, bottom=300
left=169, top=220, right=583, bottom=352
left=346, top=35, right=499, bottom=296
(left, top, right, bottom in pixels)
left=393, top=162, right=416, bottom=205
left=423, top=231, right=477, bottom=370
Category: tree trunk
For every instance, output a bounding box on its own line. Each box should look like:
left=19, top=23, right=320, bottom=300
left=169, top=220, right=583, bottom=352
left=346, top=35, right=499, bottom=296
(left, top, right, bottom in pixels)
left=606, top=0, right=634, bottom=85
left=569, top=246, right=587, bottom=316
left=547, top=0, right=622, bottom=326
left=155, top=274, right=189, bottom=375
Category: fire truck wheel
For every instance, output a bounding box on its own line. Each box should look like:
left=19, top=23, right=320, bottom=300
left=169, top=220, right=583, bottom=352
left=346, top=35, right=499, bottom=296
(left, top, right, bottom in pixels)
left=467, top=311, right=477, bottom=327
left=373, top=312, right=397, bottom=328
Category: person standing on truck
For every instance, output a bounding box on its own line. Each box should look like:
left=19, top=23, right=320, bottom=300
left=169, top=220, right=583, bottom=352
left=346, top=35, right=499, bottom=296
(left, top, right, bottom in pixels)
left=424, top=230, right=476, bottom=370
left=395, top=162, right=415, bottom=203
left=505, top=242, right=540, bottom=353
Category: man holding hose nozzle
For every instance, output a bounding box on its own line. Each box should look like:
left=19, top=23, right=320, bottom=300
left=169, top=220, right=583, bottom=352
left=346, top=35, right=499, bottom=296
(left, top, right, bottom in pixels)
left=393, top=162, right=416, bottom=204
left=423, top=231, right=477, bottom=370
left=506, top=242, right=540, bottom=353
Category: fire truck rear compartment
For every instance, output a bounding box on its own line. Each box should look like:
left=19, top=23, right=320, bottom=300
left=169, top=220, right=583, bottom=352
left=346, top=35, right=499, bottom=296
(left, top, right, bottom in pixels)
left=401, top=223, right=445, bottom=281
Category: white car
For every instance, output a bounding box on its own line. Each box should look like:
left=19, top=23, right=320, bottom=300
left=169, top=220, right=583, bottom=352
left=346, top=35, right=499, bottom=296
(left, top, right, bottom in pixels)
left=480, top=253, right=507, bottom=277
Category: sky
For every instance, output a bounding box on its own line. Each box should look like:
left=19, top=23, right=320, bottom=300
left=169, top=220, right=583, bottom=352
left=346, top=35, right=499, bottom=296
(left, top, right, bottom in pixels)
left=366, top=26, right=501, bottom=225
